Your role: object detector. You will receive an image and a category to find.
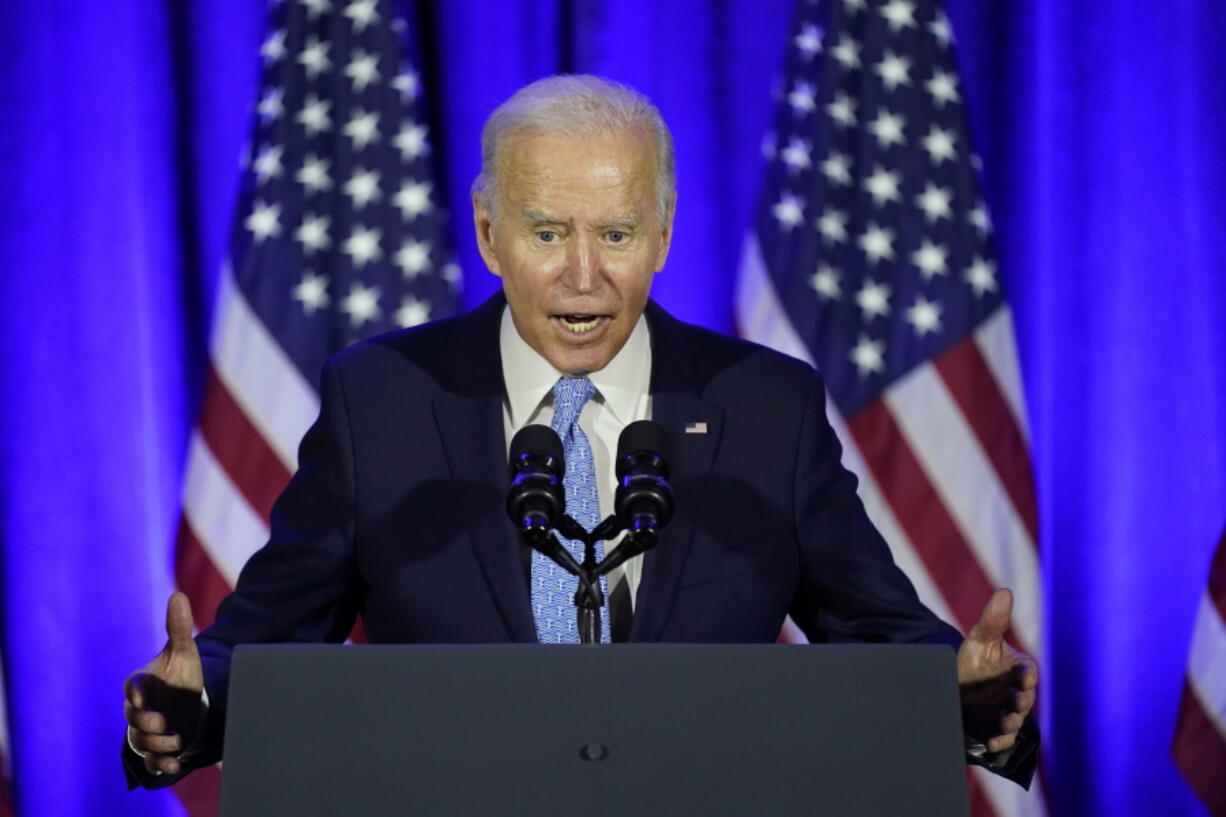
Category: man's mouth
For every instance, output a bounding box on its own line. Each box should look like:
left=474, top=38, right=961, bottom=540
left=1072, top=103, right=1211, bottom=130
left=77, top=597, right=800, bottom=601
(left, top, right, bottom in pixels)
left=554, top=314, right=607, bottom=335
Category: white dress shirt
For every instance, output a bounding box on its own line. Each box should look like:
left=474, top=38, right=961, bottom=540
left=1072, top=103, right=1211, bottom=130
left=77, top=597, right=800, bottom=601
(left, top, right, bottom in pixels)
left=499, top=306, right=652, bottom=611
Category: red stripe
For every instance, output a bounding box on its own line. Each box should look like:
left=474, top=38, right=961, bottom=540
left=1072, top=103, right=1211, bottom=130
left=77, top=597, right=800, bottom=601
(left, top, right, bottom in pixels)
left=1207, top=526, right=1226, bottom=625
left=934, top=336, right=1040, bottom=544
left=1173, top=681, right=1226, bottom=816
left=174, top=517, right=235, bottom=631
left=967, top=770, right=1000, bottom=817
left=172, top=762, right=222, bottom=817
left=0, top=753, right=12, bottom=817
left=847, top=399, right=998, bottom=635
left=198, top=365, right=293, bottom=523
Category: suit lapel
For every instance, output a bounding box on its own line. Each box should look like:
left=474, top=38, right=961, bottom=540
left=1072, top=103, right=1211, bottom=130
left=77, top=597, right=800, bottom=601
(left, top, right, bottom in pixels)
left=629, top=302, right=724, bottom=642
left=431, top=294, right=538, bottom=642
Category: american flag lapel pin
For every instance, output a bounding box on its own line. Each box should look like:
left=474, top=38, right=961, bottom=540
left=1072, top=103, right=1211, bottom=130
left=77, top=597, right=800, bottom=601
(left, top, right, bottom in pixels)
left=684, top=422, right=708, bottom=435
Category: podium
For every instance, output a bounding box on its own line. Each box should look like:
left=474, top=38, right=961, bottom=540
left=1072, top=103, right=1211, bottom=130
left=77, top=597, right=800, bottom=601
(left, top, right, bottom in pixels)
left=219, top=644, right=971, bottom=816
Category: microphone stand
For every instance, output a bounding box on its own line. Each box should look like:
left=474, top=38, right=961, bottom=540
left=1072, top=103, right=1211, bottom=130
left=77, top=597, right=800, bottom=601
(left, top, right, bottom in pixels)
left=521, top=515, right=658, bottom=644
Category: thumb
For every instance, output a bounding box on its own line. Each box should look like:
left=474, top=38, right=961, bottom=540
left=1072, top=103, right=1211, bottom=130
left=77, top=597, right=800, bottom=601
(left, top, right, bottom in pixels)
left=967, top=588, right=1013, bottom=644
left=164, top=592, right=197, bottom=653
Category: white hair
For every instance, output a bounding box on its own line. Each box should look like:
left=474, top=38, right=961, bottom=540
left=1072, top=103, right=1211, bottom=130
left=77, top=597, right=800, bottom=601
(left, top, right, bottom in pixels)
left=471, top=75, right=676, bottom=224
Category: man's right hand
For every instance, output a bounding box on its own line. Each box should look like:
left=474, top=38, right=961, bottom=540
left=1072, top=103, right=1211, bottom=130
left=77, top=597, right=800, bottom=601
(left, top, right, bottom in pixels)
left=123, top=592, right=205, bottom=776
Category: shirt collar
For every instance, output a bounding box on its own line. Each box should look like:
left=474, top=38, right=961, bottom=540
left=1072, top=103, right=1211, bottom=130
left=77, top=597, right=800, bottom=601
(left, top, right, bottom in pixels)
left=500, top=306, right=651, bottom=427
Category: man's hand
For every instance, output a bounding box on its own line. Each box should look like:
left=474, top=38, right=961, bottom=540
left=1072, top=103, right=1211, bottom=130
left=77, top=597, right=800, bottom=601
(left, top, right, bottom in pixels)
left=123, top=592, right=205, bottom=776
left=956, top=588, right=1038, bottom=754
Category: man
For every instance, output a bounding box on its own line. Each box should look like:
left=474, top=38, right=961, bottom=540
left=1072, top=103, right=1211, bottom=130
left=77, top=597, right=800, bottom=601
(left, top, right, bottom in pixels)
left=124, top=75, right=1038, bottom=788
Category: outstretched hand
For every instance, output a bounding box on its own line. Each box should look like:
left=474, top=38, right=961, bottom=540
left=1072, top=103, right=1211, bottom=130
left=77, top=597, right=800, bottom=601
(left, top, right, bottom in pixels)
left=956, top=588, right=1038, bottom=753
left=123, top=592, right=205, bottom=775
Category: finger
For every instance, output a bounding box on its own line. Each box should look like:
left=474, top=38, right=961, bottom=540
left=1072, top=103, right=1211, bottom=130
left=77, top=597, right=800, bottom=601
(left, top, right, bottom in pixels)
left=132, top=731, right=183, bottom=756
left=998, top=711, right=1025, bottom=736
left=986, top=733, right=1016, bottom=753
left=144, top=753, right=182, bottom=776
left=1016, top=658, right=1039, bottom=690
left=124, top=705, right=168, bottom=735
left=967, top=588, right=1013, bottom=644
left=1012, top=688, right=1036, bottom=715
left=125, top=673, right=154, bottom=709
left=165, top=592, right=196, bottom=653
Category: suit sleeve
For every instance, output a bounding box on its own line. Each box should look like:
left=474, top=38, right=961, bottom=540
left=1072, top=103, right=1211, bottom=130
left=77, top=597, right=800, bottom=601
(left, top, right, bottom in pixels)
left=130, top=357, right=366, bottom=784
left=786, top=370, right=1038, bottom=789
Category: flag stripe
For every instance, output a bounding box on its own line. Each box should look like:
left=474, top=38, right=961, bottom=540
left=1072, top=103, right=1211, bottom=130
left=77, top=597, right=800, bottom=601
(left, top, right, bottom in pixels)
left=1208, top=532, right=1226, bottom=626
left=736, top=232, right=961, bottom=628
left=211, top=267, right=319, bottom=472
left=974, top=765, right=1049, bottom=817
left=967, top=771, right=998, bottom=817
left=846, top=398, right=995, bottom=635
left=1174, top=680, right=1226, bottom=815
left=171, top=763, right=223, bottom=817
left=199, top=365, right=293, bottom=522
left=934, top=323, right=1040, bottom=542
left=884, top=354, right=1040, bottom=653
left=1188, top=592, right=1226, bottom=728
left=174, top=517, right=236, bottom=630
left=181, top=431, right=271, bottom=586
left=973, top=307, right=1031, bottom=444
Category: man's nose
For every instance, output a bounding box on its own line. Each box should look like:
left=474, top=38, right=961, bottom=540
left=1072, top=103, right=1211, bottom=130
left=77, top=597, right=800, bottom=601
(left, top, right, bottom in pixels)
left=562, top=235, right=601, bottom=293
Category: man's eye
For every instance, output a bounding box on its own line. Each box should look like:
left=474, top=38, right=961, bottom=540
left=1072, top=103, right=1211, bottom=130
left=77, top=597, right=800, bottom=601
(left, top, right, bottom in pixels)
left=537, top=231, right=558, bottom=243
left=607, top=231, right=627, bottom=243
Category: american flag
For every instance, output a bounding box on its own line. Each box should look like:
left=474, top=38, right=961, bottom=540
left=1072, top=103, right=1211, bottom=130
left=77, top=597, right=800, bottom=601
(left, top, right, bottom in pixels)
left=1173, top=525, right=1226, bottom=817
left=734, top=2, right=1045, bottom=815
left=170, top=0, right=458, bottom=813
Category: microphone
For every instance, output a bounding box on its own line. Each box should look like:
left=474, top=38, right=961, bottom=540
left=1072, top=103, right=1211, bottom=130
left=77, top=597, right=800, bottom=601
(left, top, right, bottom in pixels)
left=602, top=420, right=674, bottom=575
left=506, top=424, right=580, bottom=576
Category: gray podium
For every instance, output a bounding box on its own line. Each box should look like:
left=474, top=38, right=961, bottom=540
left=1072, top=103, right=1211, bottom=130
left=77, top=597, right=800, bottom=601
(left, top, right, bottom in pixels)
left=219, top=644, right=972, bottom=817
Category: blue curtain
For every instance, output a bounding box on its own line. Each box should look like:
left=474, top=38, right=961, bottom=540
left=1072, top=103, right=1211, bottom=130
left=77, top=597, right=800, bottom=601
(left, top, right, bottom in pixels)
left=1, top=2, right=1223, bottom=816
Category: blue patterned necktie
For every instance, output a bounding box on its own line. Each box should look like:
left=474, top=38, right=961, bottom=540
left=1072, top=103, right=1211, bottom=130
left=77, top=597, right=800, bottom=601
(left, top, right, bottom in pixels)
left=531, top=376, right=612, bottom=643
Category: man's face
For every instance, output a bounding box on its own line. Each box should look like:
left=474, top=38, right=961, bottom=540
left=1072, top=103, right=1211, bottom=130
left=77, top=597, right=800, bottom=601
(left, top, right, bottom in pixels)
left=473, top=128, right=675, bottom=375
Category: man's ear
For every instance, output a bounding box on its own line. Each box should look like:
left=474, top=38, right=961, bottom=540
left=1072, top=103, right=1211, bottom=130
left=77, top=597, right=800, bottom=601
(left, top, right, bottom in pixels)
left=472, top=193, right=502, bottom=277
left=653, top=193, right=677, bottom=273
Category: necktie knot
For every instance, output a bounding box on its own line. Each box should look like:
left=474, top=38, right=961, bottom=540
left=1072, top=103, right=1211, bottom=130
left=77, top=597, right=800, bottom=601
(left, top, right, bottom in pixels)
left=551, top=376, right=596, bottom=433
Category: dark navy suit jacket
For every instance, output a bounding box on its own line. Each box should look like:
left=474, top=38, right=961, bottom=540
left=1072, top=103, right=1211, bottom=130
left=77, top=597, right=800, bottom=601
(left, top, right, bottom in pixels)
left=128, top=293, right=1036, bottom=787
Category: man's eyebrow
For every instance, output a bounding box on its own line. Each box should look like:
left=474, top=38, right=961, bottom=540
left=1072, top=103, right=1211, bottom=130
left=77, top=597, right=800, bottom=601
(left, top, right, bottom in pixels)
left=522, top=208, right=566, bottom=225
left=598, top=212, right=644, bottom=230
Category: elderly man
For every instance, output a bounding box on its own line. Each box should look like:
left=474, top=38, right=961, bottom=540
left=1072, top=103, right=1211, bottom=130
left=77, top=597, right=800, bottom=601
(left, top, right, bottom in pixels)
left=124, top=75, right=1038, bottom=788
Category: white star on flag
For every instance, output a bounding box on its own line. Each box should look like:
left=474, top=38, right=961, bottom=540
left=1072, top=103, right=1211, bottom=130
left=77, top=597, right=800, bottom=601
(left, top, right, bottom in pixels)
left=345, top=109, right=381, bottom=150
left=345, top=50, right=380, bottom=91
left=394, top=123, right=429, bottom=159
left=394, top=239, right=432, bottom=279
left=821, top=152, right=853, bottom=186
left=299, top=37, right=331, bottom=79
left=787, top=81, right=818, bottom=115
left=344, top=169, right=383, bottom=208
left=905, top=296, right=943, bottom=336
left=343, top=225, right=383, bottom=266
left=296, top=155, right=333, bottom=193
left=875, top=52, right=912, bottom=91
left=261, top=30, right=287, bottom=62
left=857, top=223, right=896, bottom=264
left=809, top=264, right=842, bottom=301
left=869, top=110, right=907, bottom=148
left=245, top=201, right=281, bottom=241
left=254, top=145, right=283, bottom=182
left=911, top=239, right=948, bottom=279
left=915, top=183, right=953, bottom=222
left=393, top=70, right=420, bottom=101
left=772, top=193, right=806, bottom=230
left=344, top=0, right=380, bottom=33
left=300, top=0, right=331, bottom=18
left=965, top=257, right=999, bottom=296
left=297, top=95, right=332, bottom=135
left=340, top=281, right=382, bottom=327
left=922, top=126, right=957, bottom=164
left=395, top=295, right=432, bottom=328
left=827, top=93, right=858, bottom=128
left=831, top=36, right=861, bottom=70
left=879, top=0, right=917, bottom=32
left=780, top=137, right=813, bottom=172
left=926, top=70, right=959, bottom=107
left=292, top=272, right=331, bottom=313
left=295, top=214, right=332, bottom=254
left=864, top=166, right=902, bottom=207
left=259, top=89, right=284, bottom=122
left=850, top=335, right=886, bottom=376
left=855, top=279, right=893, bottom=320
left=816, top=207, right=849, bottom=244
left=795, top=23, right=824, bottom=59
left=393, top=180, right=433, bottom=219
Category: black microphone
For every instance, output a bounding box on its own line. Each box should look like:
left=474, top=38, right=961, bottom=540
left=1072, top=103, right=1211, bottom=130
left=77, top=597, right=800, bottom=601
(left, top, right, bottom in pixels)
left=602, top=420, right=674, bottom=575
left=507, top=424, right=565, bottom=535
left=506, top=424, right=581, bottom=577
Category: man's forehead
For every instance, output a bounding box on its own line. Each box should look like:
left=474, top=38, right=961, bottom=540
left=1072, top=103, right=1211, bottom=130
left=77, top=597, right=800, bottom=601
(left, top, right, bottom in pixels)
left=520, top=206, right=645, bottom=227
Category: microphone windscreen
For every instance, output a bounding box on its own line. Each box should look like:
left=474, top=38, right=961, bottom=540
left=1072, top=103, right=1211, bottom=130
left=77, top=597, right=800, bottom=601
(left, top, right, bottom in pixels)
left=509, top=424, right=564, bottom=472
left=616, top=420, right=669, bottom=471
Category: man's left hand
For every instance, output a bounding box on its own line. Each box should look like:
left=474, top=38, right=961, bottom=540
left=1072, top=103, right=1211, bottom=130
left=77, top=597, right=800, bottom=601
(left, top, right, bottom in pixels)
left=956, top=588, right=1038, bottom=753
